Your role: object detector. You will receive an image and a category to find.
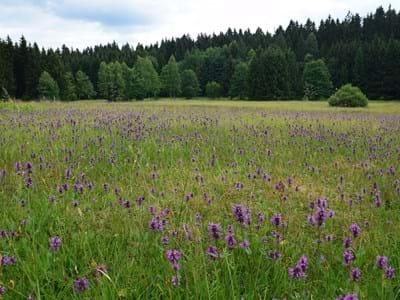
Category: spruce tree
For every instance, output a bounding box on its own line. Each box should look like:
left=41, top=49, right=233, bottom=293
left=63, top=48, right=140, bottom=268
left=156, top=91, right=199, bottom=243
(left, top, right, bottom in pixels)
left=303, top=59, right=333, bottom=100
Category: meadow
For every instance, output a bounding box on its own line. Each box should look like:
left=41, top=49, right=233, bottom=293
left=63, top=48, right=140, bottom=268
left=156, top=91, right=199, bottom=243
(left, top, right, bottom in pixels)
left=0, top=100, right=400, bottom=299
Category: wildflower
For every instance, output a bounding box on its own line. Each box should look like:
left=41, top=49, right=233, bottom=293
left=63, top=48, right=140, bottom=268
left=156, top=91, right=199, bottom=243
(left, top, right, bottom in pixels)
left=166, top=249, right=182, bottom=270
left=1, top=255, right=16, bottom=266
left=232, top=204, right=250, bottom=225
left=270, top=213, right=283, bottom=226
left=195, top=213, right=202, bottom=224
left=225, top=233, right=237, bottom=249
left=95, top=264, right=108, bottom=277
left=268, top=250, right=281, bottom=260
left=149, top=206, right=156, bottom=215
left=183, top=224, right=192, bottom=240
left=149, top=216, right=165, bottom=232
left=376, top=256, right=388, bottom=269
left=206, top=245, right=219, bottom=260
left=49, top=236, right=62, bottom=251
left=350, top=268, right=361, bottom=281
left=208, top=223, right=222, bottom=240
left=256, top=212, right=265, bottom=227
left=350, top=223, right=361, bottom=238
left=160, top=236, right=169, bottom=246
left=343, top=237, right=352, bottom=249
left=240, top=240, right=250, bottom=249
left=385, top=266, right=395, bottom=279
left=289, top=256, right=308, bottom=279
left=73, top=277, right=89, bottom=292
left=136, top=196, right=145, bottom=206
left=172, top=275, right=180, bottom=287
left=0, top=285, right=5, bottom=295
left=336, top=293, right=358, bottom=300
left=343, top=250, right=354, bottom=265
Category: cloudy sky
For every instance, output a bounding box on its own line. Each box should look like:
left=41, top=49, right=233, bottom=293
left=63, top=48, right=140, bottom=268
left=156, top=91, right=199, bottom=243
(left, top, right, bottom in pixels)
left=0, top=0, right=394, bottom=49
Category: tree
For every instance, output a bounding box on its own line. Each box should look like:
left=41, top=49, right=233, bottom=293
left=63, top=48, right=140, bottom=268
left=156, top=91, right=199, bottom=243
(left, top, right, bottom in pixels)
left=62, top=72, right=77, bottom=100
left=181, top=69, right=200, bottom=99
left=130, top=68, right=147, bottom=100
left=134, top=56, right=160, bottom=98
left=229, top=62, right=248, bottom=99
left=75, top=70, right=95, bottom=99
left=303, top=59, right=333, bottom=100
left=37, top=71, right=59, bottom=100
left=305, top=33, right=319, bottom=59
left=205, top=81, right=221, bottom=99
left=328, top=84, right=368, bottom=107
left=108, top=62, right=125, bottom=101
left=98, top=62, right=110, bottom=99
left=247, top=47, right=290, bottom=100
left=160, top=55, right=181, bottom=98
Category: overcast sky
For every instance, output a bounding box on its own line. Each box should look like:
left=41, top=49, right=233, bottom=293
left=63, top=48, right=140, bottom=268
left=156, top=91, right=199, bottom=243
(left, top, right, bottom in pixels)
left=0, top=0, right=395, bottom=49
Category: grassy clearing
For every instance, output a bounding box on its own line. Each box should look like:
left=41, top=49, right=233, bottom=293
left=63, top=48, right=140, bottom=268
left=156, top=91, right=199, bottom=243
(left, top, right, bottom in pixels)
left=0, top=100, right=399, bottom=299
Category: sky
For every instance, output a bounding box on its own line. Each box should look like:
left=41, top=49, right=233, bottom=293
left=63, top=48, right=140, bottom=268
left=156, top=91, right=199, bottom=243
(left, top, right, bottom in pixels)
left=0, top=0, right=395, bottom=49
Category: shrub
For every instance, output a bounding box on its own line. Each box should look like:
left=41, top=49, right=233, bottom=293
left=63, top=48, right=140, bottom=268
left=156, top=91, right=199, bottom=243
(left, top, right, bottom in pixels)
left=1, top=87, right=10, bottom=102
left=205, top=81, right=221, bottom=99
left=328, top=84, right=368, bottom=107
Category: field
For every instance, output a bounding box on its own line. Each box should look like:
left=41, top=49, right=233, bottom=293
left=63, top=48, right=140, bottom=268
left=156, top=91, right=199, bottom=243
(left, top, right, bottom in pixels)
left=0, top=100, right=400, bottom=299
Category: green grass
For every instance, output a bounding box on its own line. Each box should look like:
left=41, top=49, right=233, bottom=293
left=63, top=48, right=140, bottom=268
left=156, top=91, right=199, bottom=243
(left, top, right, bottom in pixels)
left=0, top=100, right=399, bottom=299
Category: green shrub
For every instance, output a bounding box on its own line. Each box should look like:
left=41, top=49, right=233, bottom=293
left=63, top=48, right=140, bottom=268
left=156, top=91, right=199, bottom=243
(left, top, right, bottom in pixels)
left=1, top=87, right=10, bottom=102
left=328, top=84, right=368, bottom=107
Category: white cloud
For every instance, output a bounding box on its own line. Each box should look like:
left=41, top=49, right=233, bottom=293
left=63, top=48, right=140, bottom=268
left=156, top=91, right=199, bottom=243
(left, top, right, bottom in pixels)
left=0, top=0, right=394, bottom=49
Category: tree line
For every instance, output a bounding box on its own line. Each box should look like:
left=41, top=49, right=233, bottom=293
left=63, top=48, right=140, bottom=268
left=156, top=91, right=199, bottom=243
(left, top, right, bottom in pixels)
left=0, top=6, right=400, bottom=101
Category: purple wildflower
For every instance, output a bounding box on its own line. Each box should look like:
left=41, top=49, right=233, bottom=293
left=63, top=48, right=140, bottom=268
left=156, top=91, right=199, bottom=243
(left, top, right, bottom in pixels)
left=149, top=216, right=165, bottom=232
left=206, top=245, right=219, bottom=260
left=240, top=240, right=250, bottom=249
left=350, top=223, right=361, bottom=238
left=336, top=294, right=358, bottom=300
left=376, top=256, right=388, bottom=269
left=225, top=233, right=237, bottom=249
left=268, top=250, right=281, bottom=260
left=49, top=236, right=62, bottom=251
left=343, top=250, right=355, bottom=265
left=350, top=268, right=361, bottom=281
left=343, top=237, right=352, bottom=249
left=289, top=256, right=308, bottom=279
left=208, top=223, right=222, bottom=240
left=172, top=275, right=179, bottom=287
left=270, top=213, right=283, bottom=226
left=232, top=204, right=250, bottom=225
left=1, top=255, right=16, bottom=266
left=385, top=266, right=395, bottom=279
left=73, top=277, right=89, bottom=292
left=0, top=285, right=5, bottom=295
left=166, top=249, right=182, bottom=270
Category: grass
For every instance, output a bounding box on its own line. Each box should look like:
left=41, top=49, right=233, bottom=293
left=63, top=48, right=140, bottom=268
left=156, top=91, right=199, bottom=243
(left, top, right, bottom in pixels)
left=0, top=100, right=399, bottom=299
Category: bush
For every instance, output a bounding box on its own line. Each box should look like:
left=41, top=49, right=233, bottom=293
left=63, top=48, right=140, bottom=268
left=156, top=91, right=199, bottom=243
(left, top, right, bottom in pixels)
left=0, top=87, right=10, bottom=102
left=205, top=81, right=221, bottom=99
left=328, top=84, right=368, bottom=107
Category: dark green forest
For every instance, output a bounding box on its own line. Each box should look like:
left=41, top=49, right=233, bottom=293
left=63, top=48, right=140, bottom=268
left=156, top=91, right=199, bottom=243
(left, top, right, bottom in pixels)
left=1, top=6, right=399, bottom=101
